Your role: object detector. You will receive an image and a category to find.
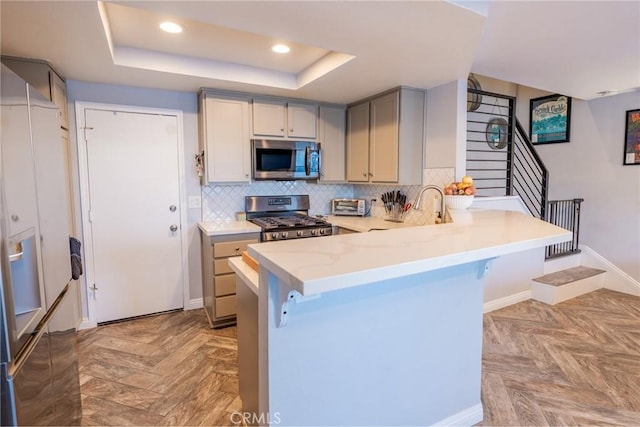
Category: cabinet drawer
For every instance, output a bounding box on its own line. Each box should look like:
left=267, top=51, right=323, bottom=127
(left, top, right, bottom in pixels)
left=214, top=258, right=233, bottom=275
left=215, top=274, right=236, bottom=296
left=214, top=240, right=255, bottom=258
left=215, top=295, right=236, bottom=318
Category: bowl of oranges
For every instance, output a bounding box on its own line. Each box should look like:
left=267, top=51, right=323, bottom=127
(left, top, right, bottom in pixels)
left=444, top=176, right=476, bottom=210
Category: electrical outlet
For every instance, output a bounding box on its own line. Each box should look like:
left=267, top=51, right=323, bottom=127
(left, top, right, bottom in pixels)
left=188, top=196, right=202, bottom=209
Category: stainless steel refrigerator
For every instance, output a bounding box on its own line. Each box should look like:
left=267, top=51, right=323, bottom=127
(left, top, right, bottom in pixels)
left=1, top=64, right=81, bottom=425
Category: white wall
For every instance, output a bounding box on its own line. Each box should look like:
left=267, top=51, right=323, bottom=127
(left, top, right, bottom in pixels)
left=517, top=87, right=640, bottom=281
left=65, top=80, right=203, bottom=317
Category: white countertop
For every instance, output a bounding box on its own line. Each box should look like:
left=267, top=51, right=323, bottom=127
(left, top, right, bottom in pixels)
left=327, top=215, right=415, bottom=232
left=248, top=209, right=572, bottom=296
left=228, top=256, right=259, bottom=295
left=198, top=220, right=261, bottom=236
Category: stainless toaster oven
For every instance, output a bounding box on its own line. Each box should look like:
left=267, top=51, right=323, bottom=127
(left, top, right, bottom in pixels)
left=331, top=199, right=366, bottom=216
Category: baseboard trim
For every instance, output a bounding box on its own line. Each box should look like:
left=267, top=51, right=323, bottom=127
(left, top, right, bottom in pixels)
left=186, top=298, right=204, bottom=311
left=78, top=317, right=95, bottom=330
left=432, top=403, right=483, bottom=426
left=483, top=290, right=531, bottom=313
left=581, top=245, right=640, bottom=297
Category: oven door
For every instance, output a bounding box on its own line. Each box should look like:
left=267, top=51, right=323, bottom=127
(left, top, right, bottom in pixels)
left=252, top=139, right=320, bottom=180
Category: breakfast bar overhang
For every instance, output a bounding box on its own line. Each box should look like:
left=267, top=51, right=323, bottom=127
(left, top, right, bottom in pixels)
left=241, top=209, right=572, bottom=426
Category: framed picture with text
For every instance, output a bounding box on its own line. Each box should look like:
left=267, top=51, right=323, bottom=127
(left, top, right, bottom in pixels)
left=529, top=94, right=572, bottom=144
left=623, top=108, right=640, bottom=165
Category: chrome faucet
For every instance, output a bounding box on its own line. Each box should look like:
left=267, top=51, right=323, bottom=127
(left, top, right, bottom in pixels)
left=413, top=185, right=446, bottom=221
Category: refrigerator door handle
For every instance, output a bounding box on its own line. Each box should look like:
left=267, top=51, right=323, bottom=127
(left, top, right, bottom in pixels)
left=8, top=283, right=69, bottom=377
left=8, top=251, right=23, bottom=263
left=9, top=240, right=24, bottom=263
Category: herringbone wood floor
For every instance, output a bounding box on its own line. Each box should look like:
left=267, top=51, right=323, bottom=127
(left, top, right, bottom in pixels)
left=480, top=289, right=640, bottom=426
left=78, top=289, right=640, bottom=426
left=78, top=309, right=242, bottom=426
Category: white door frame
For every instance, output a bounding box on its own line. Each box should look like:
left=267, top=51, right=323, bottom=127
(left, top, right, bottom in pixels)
left=75, top=101, right=190, bottom=328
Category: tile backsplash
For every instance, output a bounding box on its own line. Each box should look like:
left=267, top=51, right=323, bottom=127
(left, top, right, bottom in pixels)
left=201, top=168, right=455, bottom=224
left=202, top=181, right=354, bottom=220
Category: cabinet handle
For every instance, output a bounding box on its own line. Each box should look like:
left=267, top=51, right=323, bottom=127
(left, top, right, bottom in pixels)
left=235, top=247, right=240, bottom=251
left=363, top=172, right=367, bottom=177
left=170, top=224, right=178, bottom=232
left=10, top=214, right=19, bottom=222
left=290, top=128, right=294, bottom=132
left=368, top=172, right=373, bottom=177
left=280, top=127, right=284, bottom=132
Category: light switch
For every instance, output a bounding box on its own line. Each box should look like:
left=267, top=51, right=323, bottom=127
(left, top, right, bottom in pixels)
left=188, top=196, right=202, bottom=209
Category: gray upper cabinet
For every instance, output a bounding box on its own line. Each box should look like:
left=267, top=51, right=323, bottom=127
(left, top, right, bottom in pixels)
left=199, top=90, right=251, bottom=183
left=346, top=87, right=425, bottom=185
left=286, top=102, right=317, bottom=139
left=318, top=106, right=346, bottom=182
left=346, top=102, right=370, bottom=182
left=252, top=99, right=318, bottom=139
left=1, top=56, right=68, bottom=130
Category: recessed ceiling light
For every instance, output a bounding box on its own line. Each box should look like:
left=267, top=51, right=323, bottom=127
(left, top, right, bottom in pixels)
left=596, top=90, right=617, bottom=97
left=272, top=44, right=290, bottom=54
left=160, top=21, right=182, bottom=34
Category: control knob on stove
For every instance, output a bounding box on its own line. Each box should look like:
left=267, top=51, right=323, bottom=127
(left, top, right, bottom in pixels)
left=297, top=230, right=303, bottom=237
left=311, top=229, right=317, bottom=236
left=271, top=232, right=278, bottom=239
left=319, top=228, right=325, bottom=235
left=281, top=232, right=288, bottom=238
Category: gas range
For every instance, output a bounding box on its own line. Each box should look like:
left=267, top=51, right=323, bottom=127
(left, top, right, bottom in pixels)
left=245, top=195, right=333, bottom=242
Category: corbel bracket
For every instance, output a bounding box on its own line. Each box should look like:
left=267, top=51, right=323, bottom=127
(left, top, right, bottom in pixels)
left=477, top=257, right=497, bottom=279
left=277, top=289, right=321, bottom=328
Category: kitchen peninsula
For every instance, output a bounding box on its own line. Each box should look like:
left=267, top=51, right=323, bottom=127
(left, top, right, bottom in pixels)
left=230, top=209, right=572, bottom=426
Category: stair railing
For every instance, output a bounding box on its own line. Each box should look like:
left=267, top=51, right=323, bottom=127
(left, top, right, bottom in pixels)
left=545, top=198, right=584, bottom=259
left=512, top=119, right=548, bottom=219
left=466, top=88, right=548, bottom=219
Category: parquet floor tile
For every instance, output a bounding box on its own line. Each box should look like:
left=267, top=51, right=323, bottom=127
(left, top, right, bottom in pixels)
left=479, top=289, right=640, bottom=426
left=78, top=310, right=241, bottom=426
left=79, top=289, right=639, bottom=426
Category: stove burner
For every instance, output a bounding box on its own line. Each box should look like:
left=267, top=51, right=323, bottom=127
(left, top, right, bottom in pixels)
left=250, top=214, right=329, bottom=230
left=245, top=195, right=333, bottom=241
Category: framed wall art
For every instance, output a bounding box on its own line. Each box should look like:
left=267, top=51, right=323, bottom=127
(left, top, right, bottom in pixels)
left=529, top=94, right=572, bottom=144
left=623, top=108, right=640, bottom=165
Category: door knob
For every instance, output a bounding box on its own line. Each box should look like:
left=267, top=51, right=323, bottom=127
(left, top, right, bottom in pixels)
left=170, top=224, right=178, bottom=232
left=169, top=205, right=177, bottom=212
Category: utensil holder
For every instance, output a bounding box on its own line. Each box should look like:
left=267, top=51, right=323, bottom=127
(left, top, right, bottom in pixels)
left=386, top=203, right=405, bottom=223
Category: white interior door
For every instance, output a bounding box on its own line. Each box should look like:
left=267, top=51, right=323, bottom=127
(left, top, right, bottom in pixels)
left=83, top=108, right=183, bottom=323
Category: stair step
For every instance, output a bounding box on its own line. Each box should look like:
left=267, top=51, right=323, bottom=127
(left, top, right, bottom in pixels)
left=531, top=266, right=606, bottom=305
left=533, top=266, right=606, bottom=286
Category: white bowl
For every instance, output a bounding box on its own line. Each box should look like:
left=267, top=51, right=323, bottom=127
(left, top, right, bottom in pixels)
left=445, top=195, right=474, bottom=210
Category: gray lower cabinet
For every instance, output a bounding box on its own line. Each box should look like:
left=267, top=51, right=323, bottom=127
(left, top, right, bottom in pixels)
left=201, top=232, right=259, bottom=328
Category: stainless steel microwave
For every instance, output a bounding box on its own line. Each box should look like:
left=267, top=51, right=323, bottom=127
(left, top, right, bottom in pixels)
left=252, top=139, right=320, bottom=180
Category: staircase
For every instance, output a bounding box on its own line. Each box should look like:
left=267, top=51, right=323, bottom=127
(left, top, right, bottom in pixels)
left=531, top=265, right=606, bottom=305
left=466, top=84, right=640, bottom=307
left=531, top=247, right=640, bottom=305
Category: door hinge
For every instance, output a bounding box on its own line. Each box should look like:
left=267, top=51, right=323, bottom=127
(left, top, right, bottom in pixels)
left=83, top=126, right=94, bottom=141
